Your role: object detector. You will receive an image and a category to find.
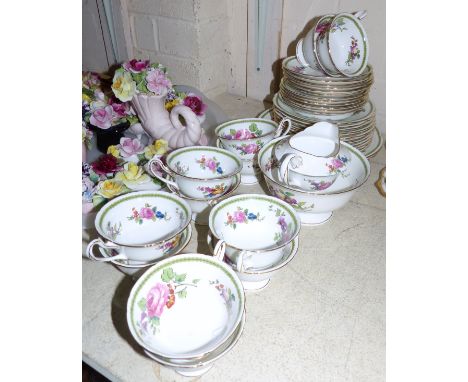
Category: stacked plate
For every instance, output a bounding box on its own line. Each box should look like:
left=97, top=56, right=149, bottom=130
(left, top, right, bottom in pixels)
left=273, top=56, right=377, bottom=153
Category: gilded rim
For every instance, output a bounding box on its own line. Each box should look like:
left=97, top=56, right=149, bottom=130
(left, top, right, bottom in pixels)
left=259, top=136, right=370, bottom=196
left=95, top=191, right=192, bottom=248
left=208, top=194, right=301, bottom=253
left=127, top=253, right=246, bottom=360
left=166, top=146, right=243, bottom=181
left=328, top=13, right=368, bottom=77
left=215, top=118, right=278, bottom=140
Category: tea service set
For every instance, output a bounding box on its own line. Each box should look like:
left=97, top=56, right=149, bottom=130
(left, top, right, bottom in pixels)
left=84, top=10, right=374, bottom=376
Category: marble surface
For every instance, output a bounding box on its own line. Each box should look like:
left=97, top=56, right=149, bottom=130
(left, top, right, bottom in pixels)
left=82, top=94, right=386, bottom=382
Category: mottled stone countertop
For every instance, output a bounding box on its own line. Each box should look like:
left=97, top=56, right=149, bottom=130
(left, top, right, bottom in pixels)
left=82, top=94, right=386, bottom=382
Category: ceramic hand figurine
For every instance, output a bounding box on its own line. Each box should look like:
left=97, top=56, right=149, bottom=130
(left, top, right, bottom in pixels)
left=131, top=88, right=206, bottom=149
left=273, top=122, right=349, bottom=191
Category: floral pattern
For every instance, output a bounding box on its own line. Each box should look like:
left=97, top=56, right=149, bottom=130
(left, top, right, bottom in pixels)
left=264, top=157, right=279, bottom=172
left=222, top=123, right=263, bottom=140
left=346, top=36, right=361, bottom=66
left=156, top=234, right=182, bottom=255
left=230, top=140, right=263, bottom=155
left=197, top=183, right=226, bottom=198
left=106, top=222, right=122, bottom=240
left=196, top=155, right=223, bottom=174
left=326, top=155, right=350, bottom=177
left=316, top=21, right=332, bottom=41
left=209, top=279, right=236, bottom=311
left=127, top=203, right=170, bottom=224
left=225, top=207, right=265, bottom=229
left=305, top=180, right=334, bottom=191
left=136, top=268, right=200, bottom=335
left=174, top=161, right=189, bottom=175
left=268, top=205, right=294, bottom=244
left=269, top=187, right=314, bottom=211
left=330, top=17, right=347, bottom=33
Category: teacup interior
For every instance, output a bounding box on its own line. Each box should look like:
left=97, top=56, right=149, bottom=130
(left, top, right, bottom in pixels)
left=168, top=147, right=241, bottom=179
left=129, top=256, right=243, bottom=357
left=210, top=195, right=298, bottom=250
left=98, top=193, right=189, bottom=245
left=217, top=119, right=276, bottom=140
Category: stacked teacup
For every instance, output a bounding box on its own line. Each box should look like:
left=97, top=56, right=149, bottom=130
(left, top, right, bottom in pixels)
left=207, top=194, right=301, bottom=291
left=214, top=117, right=291, bottom=185
left=126, top=241, right=246, bottom=377
left=85, top=191, right=193, bottom=277
left=148, top=146, right=243, bottom=225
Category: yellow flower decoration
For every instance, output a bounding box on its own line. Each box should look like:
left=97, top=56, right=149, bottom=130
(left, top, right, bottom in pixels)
left=165, top=99, right=180, bottom=111
left=144, top=139, right=169, bottom=160
left=114, top=162, right=150, bottom=189
left=82, top=93, right=92, bottom=104
left=107, top=145, right=120, bottom=158
left=112, top=70, right=136, bottom=102
left=97, top=180, right=128, bottom=199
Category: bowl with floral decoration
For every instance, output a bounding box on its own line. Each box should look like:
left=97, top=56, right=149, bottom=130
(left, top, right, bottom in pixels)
left=167, top=173, right=241, bottom=225
left=215, top=117, right=291, bottom=162
left=148, top=146, right=242, bottom=200
left=111, top=60, right=208, bottom=148
left=259, top=136, right=370, bottom=225
left=208, top=194, right=301, bottom=271
left=126, top=241, right=245, bottom=359
left=82, top=71, right=140, bottom=153
left=86, top=191, right=192, bottom=263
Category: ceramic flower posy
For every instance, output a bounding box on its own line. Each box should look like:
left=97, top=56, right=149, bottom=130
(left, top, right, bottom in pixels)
left=196, top=155, right=224, bottom=174
left=127, top=203, right=170, bottom=224
left=225, top=207, right=265, bottom=229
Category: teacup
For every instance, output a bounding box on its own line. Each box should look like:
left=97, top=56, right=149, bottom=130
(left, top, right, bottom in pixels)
left=208, top=194, right=301, bottom=270
left=314, top=14, right=341, bottom=76
left=215, top=118, right=291, bottom=162
left=86, top=191, right=192, bottom=263
left=298, top=29, right=322, bottom=72
left=148, top=146, right=242, bottom=199
left=328, top=13, right=369, bottom=77
left=126, top=242, right=245, bottom=359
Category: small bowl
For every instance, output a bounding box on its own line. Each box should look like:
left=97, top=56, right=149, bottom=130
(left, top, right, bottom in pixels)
left=126, top=246, right=245, bottom=359
left=328, top=13, right=369, bottom=77
left=215, top=118, right=291, bottom=162
left=86, top=191, right=192, bottom=263
left=148, top=146, right=242, bottom=200
left=167, top=173, right=241, bottom=225
left=259, top=136, right=370, bottom=225
left=208, top=194, right=301, bottom=270
left=97, top=224, right=193, bottom=277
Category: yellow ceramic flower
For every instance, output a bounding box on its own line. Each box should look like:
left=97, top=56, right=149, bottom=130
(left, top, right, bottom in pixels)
left=82, top=93, right=92, bottom=104
left=144, top=139, right=169, bottom=160
left=97, top=180, right=128, bottom=199
left=112, top=70, right=136, bottom=102
left=114, top=162, right=150, bottom=189
left=165, top=99, right=180, bottom=111
left=107, top=145, right=120, bottom=158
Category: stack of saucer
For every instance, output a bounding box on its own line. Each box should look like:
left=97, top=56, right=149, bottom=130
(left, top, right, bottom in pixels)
left=272, top=56, right=377, bottom=153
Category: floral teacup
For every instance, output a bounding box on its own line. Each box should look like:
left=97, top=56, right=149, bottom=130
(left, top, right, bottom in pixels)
left=208, top=194, right=301, bottom=270
left=148, top=146, right=242, bottom=199
left=126, top=242, right=245, bottom=359
left=86, top=191, right=192, bottom=263
left=215, top=118, right=291, bottom=162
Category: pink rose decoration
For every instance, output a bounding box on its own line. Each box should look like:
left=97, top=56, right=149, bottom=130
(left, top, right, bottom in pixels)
left=123, top=59, right=150, bottom=73
left=330, top=158, right=344, bottom=169
left=146, top=283, right=169, bottom=318
left=233, top=211, right=247, bottom=223
left=206, top=159, right=217, bottom=171
left=243, top=143, right=259, bottom=154
left=119, top=137, right=143, bottom=157
left=110, top=99, right=130, bottom=117
left=146, top=68, right=172, bottom=95
left=140, top=207, right=155, bottom=219
left=183, top=93, right=207, bottom=116
left=235, top=129, right=255, bottom=140
left=90, top=105, right=114, bottom=129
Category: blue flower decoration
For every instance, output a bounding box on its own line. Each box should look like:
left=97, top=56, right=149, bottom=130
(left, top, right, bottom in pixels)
left=247, top=213, right=257, bottom=220
left=338, top=155, right=348, bottom=163
left=156, top=211, right=165, bottom=219
left=216, top=167, right=223, bottom=174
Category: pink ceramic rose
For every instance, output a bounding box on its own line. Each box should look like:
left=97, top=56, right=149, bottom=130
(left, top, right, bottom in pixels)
left=90, top=105, right=114, bottom=129
left=110, top=99, right=130, bottom=117
left=233, top=210, right=247, bottom=223
left=119, top=137, right=144, bottom=157
left=146, top=68, right=172, bottom=95
left=123, top=59, right=150, bottom=73
left=242, top=143, right=259, bottom=154
left=235, top=129, right=255, bottom=140
left=206, top=158, right=217, bottom=171
left=330, top=158, right=344, bottom=169
left=146, top=283, right=169, bottom=318
left=139, top=207, right=155, bottom=220
left=183, top=93, right=207, bottom=116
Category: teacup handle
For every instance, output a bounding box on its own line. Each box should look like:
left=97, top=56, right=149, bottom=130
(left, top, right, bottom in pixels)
left=278, top=153, right=302, bottom=186
left=236, top=250, right=254, bottom=272
left=274, top=118, right=292, bottom=138
left=86, top=238, right=128, bottom=262
left=353, top=10, right=367, bottom=20
left=147, top=157, right=180, bottom=191
left=213, top=239, right=226, bottom=262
